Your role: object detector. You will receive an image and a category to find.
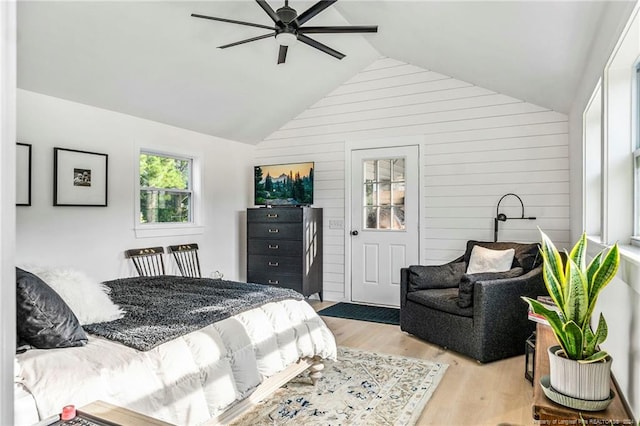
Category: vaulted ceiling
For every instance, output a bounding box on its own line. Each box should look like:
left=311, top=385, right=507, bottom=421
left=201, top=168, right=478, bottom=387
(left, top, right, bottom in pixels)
left=17, top=1, right=633, bottom=144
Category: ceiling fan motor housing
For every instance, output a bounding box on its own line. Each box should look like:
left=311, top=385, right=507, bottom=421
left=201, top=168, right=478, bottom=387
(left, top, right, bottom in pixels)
left=276, top=5, right=298, bottom=24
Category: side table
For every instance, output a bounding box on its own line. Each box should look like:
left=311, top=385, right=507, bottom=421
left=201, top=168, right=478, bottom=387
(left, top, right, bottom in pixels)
left=532, top=323, right=634, bottom=424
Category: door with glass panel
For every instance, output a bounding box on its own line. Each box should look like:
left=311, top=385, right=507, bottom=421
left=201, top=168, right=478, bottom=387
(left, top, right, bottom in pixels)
left=350, top=146, right=419, bottom=307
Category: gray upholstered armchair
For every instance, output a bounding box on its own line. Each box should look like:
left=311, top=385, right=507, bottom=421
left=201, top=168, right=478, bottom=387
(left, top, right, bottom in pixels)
left=400, top=240, right=547, bottom=363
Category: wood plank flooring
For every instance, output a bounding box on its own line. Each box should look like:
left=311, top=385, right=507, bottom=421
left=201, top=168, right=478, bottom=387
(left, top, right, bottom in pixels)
left=310, top=301, right=534, bottom=426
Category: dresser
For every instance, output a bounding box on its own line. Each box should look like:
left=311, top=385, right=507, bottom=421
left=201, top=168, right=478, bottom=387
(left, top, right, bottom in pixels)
left=247, top=207, right=323, bottom=300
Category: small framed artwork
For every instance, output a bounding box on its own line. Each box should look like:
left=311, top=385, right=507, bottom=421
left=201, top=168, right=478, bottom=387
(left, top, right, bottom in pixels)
left=53, top=147, right=108, bottom=207
left=16, top=143, right=32, bottom=206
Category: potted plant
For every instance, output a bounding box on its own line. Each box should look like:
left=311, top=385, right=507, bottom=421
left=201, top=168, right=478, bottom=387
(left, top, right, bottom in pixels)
left=523, top=230, right=619, bottom=406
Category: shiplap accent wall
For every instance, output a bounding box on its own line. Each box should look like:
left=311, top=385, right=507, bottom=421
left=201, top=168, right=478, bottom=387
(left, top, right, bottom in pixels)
left=256, top=57, right=569, bottom=302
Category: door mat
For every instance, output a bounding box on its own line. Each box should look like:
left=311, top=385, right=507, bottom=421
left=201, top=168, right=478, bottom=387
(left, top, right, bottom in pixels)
left=317, top=302, right=400, bottom=325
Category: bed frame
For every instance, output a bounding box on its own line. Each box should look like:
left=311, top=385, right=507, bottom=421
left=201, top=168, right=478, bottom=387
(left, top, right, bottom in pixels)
left=207, top=356, right=324, bottom=425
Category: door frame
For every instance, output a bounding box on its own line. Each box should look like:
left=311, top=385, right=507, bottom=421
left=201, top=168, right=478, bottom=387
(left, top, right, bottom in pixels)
left=344, top=135, right=424, bottom=304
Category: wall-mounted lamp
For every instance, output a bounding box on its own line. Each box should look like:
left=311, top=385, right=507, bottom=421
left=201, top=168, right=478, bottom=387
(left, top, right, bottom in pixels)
left=494, top=193, right=536, bottom=242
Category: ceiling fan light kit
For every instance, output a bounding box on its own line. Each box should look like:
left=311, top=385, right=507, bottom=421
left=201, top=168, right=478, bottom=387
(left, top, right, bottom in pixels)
left=192, top=0, right=378, bottom=64
left=275, top=32, right=297, bottom=47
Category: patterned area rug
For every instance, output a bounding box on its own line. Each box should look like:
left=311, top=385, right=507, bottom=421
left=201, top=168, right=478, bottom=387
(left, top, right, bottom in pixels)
left=231, top=347, right=448, bottom=425
left=317, top=303, right=400, bottom=325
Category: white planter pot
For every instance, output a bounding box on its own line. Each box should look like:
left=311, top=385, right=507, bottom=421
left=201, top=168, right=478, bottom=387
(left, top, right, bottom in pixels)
left=548, top=345, right=612, bottom=401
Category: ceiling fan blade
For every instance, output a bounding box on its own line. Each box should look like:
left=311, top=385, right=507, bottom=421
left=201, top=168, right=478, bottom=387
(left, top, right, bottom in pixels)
left=277, top=45, right=288, bottom=64
left=218, top=33, right=274, bottom=49
left=296, top=0, right=337, bottom=26
left=297, top=34, right=345, bottom=60
left=300, top=25, right=378, bottom=34
left=255, top=0, right=282, bottom=25
left=191, top=13, right=276, bottom=31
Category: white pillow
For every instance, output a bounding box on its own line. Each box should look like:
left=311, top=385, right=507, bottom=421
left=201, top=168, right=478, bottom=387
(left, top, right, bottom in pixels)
left=466, top=246, right=515, bottom=274
left=23, top=266, right=124, bottom=325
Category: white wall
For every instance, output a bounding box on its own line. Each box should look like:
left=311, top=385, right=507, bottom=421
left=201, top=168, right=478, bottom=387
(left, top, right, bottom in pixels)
left=1, top=1, right=17, bottom=423
left=568, top=1, right=639, bottom=419
left=256, top=57, right=570, bottom=302
left=16, top=90, right=253, bottom=282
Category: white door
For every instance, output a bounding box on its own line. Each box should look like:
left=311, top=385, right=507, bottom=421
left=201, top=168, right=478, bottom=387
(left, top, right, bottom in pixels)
left=350, top=146, right=419, bottom=307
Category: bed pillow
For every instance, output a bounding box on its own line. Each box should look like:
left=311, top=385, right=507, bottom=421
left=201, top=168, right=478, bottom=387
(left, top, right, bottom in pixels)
left=27, top=267, right=124, bottom=325
left=16, top=267, right=87, bottom=349
left=466, top=246, right=515, bottom=274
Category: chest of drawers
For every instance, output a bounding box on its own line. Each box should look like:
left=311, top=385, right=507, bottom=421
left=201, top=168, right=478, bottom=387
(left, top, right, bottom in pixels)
left=247, top=207, right=323, bottom=300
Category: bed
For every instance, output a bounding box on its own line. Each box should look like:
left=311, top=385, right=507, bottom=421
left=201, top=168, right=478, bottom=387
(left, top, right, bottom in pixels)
left=14, top=269, right=337, bottom=425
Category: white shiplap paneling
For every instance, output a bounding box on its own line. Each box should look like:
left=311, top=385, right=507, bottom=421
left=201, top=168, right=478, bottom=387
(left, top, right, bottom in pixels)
left=255, top=57, right=569, bottom=302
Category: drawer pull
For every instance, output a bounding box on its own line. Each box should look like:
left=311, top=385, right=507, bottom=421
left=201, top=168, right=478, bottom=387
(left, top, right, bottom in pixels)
left=268, top=279, right=279, bottom=284
left=268, top=228, right=279, bottom=233
left=268, top=244, right=279, bottom=249
left=268, top=261, right=279, bottom=267
left=267, top=213, right=279, bottom=218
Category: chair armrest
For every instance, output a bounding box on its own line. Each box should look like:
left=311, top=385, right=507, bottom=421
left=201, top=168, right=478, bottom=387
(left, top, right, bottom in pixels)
left=401, top=268, right=410, bottom=309
left=473, top=265, right=546, bottom=324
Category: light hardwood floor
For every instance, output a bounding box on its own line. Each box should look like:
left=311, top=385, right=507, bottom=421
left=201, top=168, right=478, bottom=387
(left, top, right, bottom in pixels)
left=309, top=301, right=535, bottom=426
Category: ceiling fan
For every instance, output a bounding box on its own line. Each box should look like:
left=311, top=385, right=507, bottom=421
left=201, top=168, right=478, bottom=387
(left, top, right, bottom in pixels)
left=191, top=0, right=378, bottom=64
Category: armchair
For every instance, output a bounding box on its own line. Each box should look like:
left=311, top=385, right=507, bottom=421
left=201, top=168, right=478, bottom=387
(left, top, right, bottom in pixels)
left=400, top=240, right=547, bottom=363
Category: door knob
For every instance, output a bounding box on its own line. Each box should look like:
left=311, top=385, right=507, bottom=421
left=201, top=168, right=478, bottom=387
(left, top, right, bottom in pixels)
left=350, top=230, right=359, bottom=236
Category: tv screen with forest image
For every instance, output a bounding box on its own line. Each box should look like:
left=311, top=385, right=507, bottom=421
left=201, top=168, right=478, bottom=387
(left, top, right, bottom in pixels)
left=254, top=162, right=314, bottom=206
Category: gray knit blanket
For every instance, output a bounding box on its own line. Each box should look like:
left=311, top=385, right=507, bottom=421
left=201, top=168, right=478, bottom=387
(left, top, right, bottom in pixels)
left=84, top=276, right=304, bottom=351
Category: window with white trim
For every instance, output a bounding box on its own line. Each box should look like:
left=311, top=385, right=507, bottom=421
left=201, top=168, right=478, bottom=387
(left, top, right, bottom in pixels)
left=584, top=82, right=602, bottom=240
left=139, top=151, right=193, bottom=224
left=634, top=64, right=640, bottom=244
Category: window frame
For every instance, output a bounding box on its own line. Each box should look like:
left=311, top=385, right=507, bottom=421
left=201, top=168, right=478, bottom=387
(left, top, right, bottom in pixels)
left=633, top=63, right=640, bottom=247
left=134, top=147, right=203, bottom=238
left=583, top=80, right=603, bottom=242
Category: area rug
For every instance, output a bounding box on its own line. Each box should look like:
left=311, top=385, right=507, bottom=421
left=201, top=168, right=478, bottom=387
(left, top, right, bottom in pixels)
left=231, top=346, right=448, bottom=425
left=316, top=302, right=400, bottom=325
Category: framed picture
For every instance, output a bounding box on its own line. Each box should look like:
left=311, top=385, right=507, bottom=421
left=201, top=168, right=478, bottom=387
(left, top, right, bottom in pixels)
left=54, top=147, right=108, bottom=207
left=16, top=143, right=32, bottom=206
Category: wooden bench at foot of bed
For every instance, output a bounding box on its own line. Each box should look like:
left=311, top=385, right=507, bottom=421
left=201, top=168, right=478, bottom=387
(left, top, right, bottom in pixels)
left=207, top=356, right=324, bottom=425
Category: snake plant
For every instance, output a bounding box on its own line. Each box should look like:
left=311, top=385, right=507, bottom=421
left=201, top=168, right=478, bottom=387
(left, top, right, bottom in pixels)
left=523, top=230, right=619, bottom=363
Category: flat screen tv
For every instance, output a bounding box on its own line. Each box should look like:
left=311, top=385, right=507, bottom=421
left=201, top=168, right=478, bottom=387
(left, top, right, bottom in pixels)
left=254, top=162, right=314, bottom=206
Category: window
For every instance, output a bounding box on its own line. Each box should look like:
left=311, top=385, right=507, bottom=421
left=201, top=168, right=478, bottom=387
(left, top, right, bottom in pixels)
left=362, top=158, right=405, bottom=230
left=139, top=151, right=192, bottom=224
left=634, top=65, right=640, bottom=243
left=583, top=82, right=602, bottom=239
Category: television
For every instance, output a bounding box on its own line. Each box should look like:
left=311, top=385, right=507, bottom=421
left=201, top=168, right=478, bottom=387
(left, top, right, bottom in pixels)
left=254, top=161, right=314, bottom=206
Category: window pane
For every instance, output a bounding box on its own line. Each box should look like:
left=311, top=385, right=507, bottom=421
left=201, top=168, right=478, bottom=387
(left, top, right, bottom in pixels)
left=364, top=160, right=376, bottom=182
left=392, top=158, right=405, bottom=181
left=379, top=207, right=391, bottom=229
left=378, top=159, right=391, bottom=181
left=140, top=190, right=191, bottom=223
left=364, top=183, right=375, bottom=206
left=379, top=183, right=391, bottom=205
left=364, top=207, right=378, bottom=229
left=392, top=183, right=405, bottom=206
left=140, top=153, right=190, bottom=190
left=392, top=207, right=405, bottom=230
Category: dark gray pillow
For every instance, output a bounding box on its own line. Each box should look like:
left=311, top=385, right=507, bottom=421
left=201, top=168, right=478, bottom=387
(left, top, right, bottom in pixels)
left=408, top=262, right=466, bottom=291
left=16, top=267, right=87, bottom=349
left=457, top=267, right=525, bottom=308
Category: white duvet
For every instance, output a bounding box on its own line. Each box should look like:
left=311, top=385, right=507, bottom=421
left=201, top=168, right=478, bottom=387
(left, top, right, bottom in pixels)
left=15, top=299, right=337, bottom=425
